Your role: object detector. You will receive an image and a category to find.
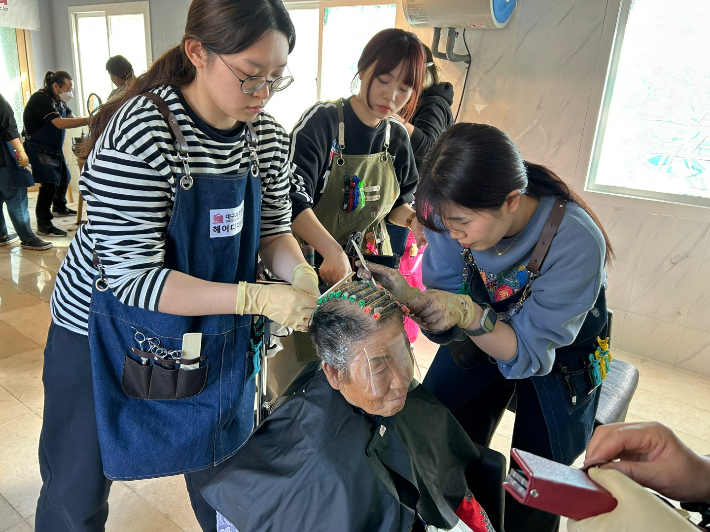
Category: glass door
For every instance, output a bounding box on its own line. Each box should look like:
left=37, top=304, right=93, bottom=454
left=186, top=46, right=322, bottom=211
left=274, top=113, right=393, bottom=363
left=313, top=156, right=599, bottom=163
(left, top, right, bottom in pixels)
left=0, top=27, right=26, bottom=130
left=70, top=2, right=152, bottom=115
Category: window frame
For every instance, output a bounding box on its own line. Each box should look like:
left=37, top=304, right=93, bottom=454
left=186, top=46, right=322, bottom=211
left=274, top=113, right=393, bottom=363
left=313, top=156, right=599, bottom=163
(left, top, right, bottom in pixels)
left=584, top=0, right=710, bottom=209
left=68, top=1, right=152, bottom=116
left=284, top=0, right=396, bottom=101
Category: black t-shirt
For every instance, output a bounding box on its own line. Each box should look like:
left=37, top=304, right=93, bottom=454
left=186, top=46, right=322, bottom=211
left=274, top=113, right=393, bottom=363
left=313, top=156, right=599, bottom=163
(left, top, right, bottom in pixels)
left=0, top=93, right=21, bottom=168
left=22, top=89, right=73, bottom=135
left=289, top=96, right=419, bottom=220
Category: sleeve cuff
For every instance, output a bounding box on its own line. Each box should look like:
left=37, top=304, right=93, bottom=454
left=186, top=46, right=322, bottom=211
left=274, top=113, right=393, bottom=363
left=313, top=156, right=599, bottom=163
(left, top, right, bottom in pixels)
left=410, top=127, right=426, bottom=154
left=420, top=325, right=468, bottom=345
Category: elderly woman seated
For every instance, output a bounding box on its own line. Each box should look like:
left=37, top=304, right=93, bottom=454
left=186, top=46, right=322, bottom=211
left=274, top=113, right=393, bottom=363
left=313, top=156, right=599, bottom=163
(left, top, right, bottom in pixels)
left=202, top=281, right=499, bottom=532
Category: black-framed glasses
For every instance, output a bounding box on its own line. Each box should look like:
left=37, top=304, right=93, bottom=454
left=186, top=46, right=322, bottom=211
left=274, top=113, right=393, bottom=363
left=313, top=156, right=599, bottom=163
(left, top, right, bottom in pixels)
left=215, top=53, right=294, bottom=94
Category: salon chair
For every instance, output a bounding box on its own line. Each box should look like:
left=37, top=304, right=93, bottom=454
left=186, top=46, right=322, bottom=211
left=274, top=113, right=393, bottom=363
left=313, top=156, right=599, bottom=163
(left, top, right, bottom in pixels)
left=507, top=309, right=640, bottom=427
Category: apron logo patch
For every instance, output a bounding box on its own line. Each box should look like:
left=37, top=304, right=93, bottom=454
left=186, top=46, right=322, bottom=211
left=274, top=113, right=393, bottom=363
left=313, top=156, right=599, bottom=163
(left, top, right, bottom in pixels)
left=210, top=203, right=244, bottom=238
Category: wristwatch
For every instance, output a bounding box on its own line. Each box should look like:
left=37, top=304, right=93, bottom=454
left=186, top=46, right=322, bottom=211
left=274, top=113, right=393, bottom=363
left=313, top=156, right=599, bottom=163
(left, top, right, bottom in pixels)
left=464, top=304, right=497, bottom=337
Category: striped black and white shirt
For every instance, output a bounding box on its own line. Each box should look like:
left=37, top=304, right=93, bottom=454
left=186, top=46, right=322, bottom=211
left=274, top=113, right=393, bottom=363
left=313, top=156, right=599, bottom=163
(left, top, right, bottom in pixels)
left=51, top=85, right=292, bottom=335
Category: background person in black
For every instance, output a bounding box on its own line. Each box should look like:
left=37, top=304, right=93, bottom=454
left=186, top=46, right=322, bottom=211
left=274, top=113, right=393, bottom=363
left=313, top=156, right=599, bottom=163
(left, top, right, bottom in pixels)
left=106, top=55, right=135, bottom=101
left=0, top=92, right=52, bottom=250
left=23, top=71, right=89, bottom=237
left=389, top=44, right=454, bottom=256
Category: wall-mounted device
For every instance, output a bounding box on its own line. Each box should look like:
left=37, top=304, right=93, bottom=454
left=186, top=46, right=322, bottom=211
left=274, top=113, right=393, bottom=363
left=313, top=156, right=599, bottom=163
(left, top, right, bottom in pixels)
left=402, top=0, right=517, bottom=30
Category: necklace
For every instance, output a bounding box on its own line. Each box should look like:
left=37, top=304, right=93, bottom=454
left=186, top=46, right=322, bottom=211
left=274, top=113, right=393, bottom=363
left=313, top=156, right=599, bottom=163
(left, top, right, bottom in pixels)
left=493, top=231, right=523, bottom=256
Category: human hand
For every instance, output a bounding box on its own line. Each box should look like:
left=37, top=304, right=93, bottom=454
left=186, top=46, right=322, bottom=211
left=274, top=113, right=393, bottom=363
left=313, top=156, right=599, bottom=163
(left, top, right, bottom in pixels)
left=16, top=150, right=29, bottom=167
left=583, top=421, right=710, bottom=503
left=236, top=282, right=317, bottom=332
left=291, top=263, right=320, bottom=298
left=566, top=468, right=697, bottom=532
left=319, top=250, right=352, bottom=287
left=409, top=217, right=428, bottom=247
left=355, top=261, right=421, bottom=304
left=407, top=290, right=477, bottom=332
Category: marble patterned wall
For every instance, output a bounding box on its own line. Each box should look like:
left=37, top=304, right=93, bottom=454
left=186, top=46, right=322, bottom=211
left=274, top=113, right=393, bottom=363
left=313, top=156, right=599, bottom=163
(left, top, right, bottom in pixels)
left=397, top=0, right=710, bottom=377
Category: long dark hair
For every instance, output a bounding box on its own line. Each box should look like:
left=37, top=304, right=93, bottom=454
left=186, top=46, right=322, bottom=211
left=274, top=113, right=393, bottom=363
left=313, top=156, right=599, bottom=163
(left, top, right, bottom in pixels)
left=415, top=123, right=614, bottom=262
left=43, top=71, right=72, bottom=98
left=80, top=0, right=295, bottom=159
left=355, top=29, right=426, bottom=122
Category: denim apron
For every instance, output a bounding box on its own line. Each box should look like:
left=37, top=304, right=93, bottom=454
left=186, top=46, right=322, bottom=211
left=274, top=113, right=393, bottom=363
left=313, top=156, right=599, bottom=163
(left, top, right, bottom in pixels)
left=1, top=142, right=34, bottom=188
left=24, top=103, right=70, bottom=185
left=426, top=201, right=608, bottom=466
left=88, top=99, right=262, bottom=480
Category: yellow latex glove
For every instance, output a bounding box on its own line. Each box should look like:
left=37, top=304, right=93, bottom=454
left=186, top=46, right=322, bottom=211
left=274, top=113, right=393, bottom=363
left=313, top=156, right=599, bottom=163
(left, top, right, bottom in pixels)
left=355, top=261, right=422, bottom=305
left=407, top=289, right=477, bottom=332
left=291, top=263, right=320, bottom=298
left=236, top=282, right=316, bottom=332
left=566, top=468, right=697, bottom=532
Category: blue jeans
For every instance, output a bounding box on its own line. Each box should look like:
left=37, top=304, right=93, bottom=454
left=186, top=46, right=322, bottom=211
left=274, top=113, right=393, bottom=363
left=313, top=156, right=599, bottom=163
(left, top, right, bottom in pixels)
left=0, top=166, right=35, bottom=241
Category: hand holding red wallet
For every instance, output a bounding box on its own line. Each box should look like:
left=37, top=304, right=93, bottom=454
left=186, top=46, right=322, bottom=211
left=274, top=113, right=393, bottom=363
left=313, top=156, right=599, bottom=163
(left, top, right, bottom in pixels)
left=567, top=468, right=698, bottom=532
left=583, top=421, right=710, bottom=503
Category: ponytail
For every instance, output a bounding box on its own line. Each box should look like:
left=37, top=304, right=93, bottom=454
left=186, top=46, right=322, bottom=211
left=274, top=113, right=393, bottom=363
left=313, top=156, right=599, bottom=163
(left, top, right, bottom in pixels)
left=43, top=70, right=72, bottom=94
left=523, top=162, right=614, bottom=262
left=415, top=123, right=615, bottom=263
left=79, top=0, right=296, bottom=160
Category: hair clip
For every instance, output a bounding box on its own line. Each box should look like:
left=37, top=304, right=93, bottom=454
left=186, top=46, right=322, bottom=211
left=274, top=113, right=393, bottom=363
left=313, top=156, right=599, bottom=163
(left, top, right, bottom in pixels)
left=374, top=301, right=399, bottom=320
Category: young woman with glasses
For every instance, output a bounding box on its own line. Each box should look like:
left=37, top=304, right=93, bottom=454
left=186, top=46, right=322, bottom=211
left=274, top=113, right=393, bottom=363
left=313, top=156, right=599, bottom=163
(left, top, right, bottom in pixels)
left=36, top=1, right=318, bottom=531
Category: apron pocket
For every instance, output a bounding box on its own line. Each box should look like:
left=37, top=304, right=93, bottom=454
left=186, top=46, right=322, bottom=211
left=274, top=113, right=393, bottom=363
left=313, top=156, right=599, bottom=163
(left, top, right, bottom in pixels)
left=337, top=207, right=366, bottom=228
left=36, top=150, right=62, bottom=170
left=555, top=367, right=596, bottom=415
left=121, top=354, right=209, bottom=400
left=122, top=355, right=151, bottom=399
left=176, top=366, right=209, bottom=399
left=149, top=364, right=180, bottom=399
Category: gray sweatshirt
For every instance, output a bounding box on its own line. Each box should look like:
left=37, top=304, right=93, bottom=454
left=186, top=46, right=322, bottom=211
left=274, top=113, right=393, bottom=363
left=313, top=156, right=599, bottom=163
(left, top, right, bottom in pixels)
left=421, top=195, right=607, bottom=379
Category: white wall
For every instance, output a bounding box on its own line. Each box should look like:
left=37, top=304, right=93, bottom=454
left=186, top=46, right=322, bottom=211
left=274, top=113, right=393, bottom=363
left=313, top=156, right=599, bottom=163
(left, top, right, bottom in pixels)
left=397, top=0, right=710, bottom=377
left=28, top=0, right=191, bottom=195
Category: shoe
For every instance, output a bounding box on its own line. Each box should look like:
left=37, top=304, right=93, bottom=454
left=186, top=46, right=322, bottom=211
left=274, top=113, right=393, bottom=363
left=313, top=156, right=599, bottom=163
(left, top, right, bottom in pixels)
left=37, top=224, right=68, bottom=237
left=52, top=207, right=77, bottom=216
left=21, top=237, right=53, bottom=251
left=0, top=233, right=20, bottom=246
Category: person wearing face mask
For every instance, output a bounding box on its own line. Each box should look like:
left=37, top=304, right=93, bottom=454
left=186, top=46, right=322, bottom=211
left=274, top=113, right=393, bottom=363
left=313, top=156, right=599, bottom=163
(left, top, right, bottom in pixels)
left=289, top=28, right=428, bottom=287
left=358, top=123, right=613, bottom=532
left=35, top=1, right=319, bottom=531
left=23, top=71, right=89, bottom=237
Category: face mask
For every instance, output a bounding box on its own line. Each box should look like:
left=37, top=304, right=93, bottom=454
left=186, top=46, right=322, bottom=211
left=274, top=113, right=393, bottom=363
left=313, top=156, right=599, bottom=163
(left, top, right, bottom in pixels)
left=58, top=90, right=74, bottom=103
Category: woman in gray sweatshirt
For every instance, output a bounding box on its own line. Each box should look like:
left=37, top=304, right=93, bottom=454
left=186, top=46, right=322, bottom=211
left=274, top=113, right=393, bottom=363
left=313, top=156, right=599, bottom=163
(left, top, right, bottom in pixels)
left=362, top=123, right=613, bottom=532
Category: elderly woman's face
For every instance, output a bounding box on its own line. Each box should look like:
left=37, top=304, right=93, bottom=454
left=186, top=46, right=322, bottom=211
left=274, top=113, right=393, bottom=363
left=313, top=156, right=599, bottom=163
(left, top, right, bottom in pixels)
left=323, top=321, right=414, bottom=417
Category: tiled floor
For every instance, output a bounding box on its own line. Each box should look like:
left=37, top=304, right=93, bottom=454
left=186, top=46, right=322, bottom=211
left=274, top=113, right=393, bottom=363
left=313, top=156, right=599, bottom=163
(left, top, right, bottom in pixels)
left=1, top=201, right=709, bottom=531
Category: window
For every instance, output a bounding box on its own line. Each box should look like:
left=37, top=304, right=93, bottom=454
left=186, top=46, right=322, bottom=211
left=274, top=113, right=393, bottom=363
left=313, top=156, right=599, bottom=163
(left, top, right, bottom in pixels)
left=0, top=28, right=32, bottom=131
left=587, top=0, right=710, bottom=207
left=69, top=2, right=152, bottom=116
left=268, top=1, right=396, bottom=131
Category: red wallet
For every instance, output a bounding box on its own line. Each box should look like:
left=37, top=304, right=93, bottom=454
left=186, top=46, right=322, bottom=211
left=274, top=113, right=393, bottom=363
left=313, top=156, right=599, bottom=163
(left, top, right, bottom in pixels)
left=503, top=448, right=618, bottom=521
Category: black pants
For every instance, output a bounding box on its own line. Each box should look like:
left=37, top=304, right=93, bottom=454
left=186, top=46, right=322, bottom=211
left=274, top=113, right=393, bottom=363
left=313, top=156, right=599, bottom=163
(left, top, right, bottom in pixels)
left=35, top=322, right=229, bottom=532
left=448, top=373, right=561, bottom=532
left=35, top=164, right=68, bottom=224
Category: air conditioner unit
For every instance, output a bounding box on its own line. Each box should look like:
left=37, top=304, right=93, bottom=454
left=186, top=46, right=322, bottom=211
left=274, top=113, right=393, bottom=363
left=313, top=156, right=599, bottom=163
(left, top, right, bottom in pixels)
left=403, top=0, right=517, bottom=30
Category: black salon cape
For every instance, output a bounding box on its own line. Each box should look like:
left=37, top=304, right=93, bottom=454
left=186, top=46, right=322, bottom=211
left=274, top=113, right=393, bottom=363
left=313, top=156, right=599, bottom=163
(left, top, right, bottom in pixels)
left=202, top=371, right=480, bottom=532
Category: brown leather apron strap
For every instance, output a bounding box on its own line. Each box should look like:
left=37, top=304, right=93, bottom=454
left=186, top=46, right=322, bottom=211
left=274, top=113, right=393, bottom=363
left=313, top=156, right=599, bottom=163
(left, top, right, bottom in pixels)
left=140, top=92, right=189, bottom=156
left=527, top=198, right=568, bottom=275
